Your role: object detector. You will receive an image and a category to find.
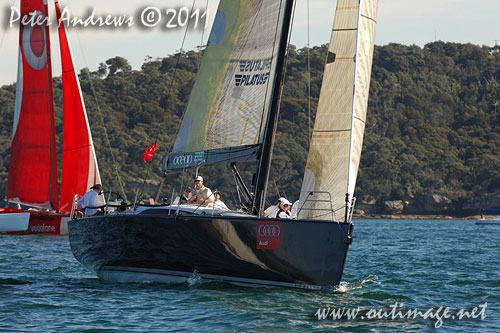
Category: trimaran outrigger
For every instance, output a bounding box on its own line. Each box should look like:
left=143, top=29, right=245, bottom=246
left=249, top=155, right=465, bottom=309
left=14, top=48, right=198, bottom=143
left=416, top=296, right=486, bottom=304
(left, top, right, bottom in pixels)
left=68, top=0, right=379, bottom=289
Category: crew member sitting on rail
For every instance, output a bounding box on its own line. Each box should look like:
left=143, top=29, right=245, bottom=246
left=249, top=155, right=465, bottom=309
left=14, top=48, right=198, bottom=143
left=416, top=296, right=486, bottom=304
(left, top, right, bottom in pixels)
left=263, top=197, right=285, bottom=217
left=276, top=198, right=292, bottom=219
left=188, top=176, right=214, bottom=205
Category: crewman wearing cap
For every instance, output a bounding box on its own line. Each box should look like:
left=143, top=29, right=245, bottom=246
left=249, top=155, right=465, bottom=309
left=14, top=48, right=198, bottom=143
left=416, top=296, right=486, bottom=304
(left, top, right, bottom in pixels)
left=172, top=187, right=193, bottom=205
left=210, top=190, right=229, bottom=210
left=77, top=184, right=103, bottom=216
left=263, top=197, right=286, bottom=218
left=188, top=176, right=214, bottom=205
left=275, top=198, right=292, bottom=219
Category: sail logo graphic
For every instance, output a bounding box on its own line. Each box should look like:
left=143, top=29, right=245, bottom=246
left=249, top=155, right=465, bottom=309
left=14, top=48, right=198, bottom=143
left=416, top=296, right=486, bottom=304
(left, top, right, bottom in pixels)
left=257, top=221, right=282, bottom=250
left=235, top=58, right=272, bottom=87
left=235, top=72, right=270, bottom=87
left=239, top=58, right=272, bottom=72
left=170, top=151, right=206, bottom=168
left=21, top=11, right=48, bottom=71
left=30, top=223, right=57, bottom=233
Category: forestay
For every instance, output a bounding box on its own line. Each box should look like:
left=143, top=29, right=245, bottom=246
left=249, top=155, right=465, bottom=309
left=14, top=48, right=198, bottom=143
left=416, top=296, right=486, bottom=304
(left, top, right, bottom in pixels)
left=164, top=0, right=287, bottom=170
left=298, top=0, right=378, bottom=221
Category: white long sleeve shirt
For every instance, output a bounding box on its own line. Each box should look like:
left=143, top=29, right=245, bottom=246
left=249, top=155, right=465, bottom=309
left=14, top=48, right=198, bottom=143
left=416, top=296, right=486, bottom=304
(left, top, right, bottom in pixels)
left=77, top=190, right=102, bottom=216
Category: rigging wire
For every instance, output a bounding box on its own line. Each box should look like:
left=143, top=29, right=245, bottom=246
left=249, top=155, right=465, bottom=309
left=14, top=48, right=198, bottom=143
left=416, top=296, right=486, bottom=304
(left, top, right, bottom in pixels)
left=307, top=0, right=312, bottom=144
left=172, top=0, right=210, bottom=204
left=255, top=2, right=282, bottom=154
left=0, top=0, right=17, bottom=54
left=175, top=0, right=209, bottom=203
left=251, top=0, right=296, bottom=213
left=65, top=0, right=127, bottom=200
left=195, top=0, right=209, bottom=69
left=139, top=0, right=200, bottom=203
left=154, top=0, right=199, bottom=150
left=259, top=0, right=298, bottom=207
left=281, top=0, right=299, bottom=107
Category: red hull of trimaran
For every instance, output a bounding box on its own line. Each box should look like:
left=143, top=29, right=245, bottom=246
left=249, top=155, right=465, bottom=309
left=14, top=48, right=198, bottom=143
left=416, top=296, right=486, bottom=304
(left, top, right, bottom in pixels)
left=0, top=208, right=69, bottom=235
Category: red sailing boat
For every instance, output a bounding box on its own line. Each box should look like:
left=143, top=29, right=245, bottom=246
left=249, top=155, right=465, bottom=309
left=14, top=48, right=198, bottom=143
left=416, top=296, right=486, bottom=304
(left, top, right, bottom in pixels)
left=0, top=0, right=101, bottom=235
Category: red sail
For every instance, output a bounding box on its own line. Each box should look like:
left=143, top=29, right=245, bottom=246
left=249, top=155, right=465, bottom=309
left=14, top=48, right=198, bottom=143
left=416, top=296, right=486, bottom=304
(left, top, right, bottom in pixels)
left=55, top=0, right=101, bottom=212
left=6, top=0, right=59, bottom=210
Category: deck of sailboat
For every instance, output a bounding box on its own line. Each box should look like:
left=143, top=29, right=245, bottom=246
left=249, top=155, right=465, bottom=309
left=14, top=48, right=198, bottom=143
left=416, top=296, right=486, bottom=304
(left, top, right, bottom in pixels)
left=81, top=203, right=352, bottom=222
left=112, top=204, right=253, bottom=218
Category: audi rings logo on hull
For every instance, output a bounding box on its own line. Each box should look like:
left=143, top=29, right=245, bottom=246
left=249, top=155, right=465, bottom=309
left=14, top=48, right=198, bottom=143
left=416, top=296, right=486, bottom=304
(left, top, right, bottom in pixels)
left=258, top=224, right=281, bottom=238
left=257, top=221, right=282, bottom=250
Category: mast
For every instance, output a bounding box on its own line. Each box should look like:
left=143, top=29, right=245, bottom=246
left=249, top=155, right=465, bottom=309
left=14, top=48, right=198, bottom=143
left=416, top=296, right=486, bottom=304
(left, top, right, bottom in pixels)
left=252, top=0, right=294, bottom=214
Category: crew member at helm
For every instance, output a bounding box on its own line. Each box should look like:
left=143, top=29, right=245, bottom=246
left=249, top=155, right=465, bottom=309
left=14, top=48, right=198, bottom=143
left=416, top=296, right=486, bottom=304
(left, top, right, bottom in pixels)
left=188, top=176, right=214, bottom=205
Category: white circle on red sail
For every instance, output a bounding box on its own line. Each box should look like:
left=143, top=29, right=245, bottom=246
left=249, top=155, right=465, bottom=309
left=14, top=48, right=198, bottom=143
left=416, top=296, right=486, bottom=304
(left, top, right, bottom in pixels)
left=22, top=11, right=48, bottom=71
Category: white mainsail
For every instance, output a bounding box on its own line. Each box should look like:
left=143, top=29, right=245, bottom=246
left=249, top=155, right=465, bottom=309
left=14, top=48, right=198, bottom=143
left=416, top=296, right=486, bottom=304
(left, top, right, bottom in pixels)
left=165, top=0, right=288, bottom=170
left=298, top=0, right=379, bottom=221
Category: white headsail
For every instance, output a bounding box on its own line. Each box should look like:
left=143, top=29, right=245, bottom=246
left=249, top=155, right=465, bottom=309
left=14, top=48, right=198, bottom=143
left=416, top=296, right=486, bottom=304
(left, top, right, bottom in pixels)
left=298, top=0, right=379, bottom=221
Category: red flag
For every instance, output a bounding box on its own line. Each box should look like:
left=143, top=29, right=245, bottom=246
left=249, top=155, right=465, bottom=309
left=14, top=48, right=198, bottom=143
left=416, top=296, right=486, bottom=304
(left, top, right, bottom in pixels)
left=142, top=142, right=157, bottom=162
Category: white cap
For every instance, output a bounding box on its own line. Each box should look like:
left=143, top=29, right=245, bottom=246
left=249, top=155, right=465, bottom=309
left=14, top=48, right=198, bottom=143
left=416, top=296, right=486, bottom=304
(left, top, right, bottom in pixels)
left=281, top=199, right=292, bottom=206
left=195, top=176, right=203, bottom=182
left=278, top=197, right=286, bottom=203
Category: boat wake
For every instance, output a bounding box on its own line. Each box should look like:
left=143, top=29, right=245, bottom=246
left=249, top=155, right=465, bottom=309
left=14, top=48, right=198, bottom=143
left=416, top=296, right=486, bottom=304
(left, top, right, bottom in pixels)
left=187, top=270, right=202, bottom=286
left=335, top=275, right=380, bottom=292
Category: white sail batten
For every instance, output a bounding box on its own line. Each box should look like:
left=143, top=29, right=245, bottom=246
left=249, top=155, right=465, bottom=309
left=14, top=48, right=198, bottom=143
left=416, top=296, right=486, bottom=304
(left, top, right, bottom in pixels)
left=165, top=0, right=286, bottom=170
left=298, top=0, right=378, bottom=221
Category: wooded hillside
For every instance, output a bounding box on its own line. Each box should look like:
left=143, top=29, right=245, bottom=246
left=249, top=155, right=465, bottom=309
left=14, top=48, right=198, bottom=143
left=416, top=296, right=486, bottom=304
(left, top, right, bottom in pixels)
left=0, top=41, right=499, bottom=214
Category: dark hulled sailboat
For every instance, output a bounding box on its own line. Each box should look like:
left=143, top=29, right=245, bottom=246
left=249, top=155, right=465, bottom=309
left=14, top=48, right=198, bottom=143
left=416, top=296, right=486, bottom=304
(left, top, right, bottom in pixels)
left=68, top=0, right=379, bottom=289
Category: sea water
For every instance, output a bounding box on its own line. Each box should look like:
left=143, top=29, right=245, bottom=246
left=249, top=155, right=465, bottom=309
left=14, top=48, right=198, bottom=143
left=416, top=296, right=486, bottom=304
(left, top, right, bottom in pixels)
left=0, top=219, right=498, bottom=331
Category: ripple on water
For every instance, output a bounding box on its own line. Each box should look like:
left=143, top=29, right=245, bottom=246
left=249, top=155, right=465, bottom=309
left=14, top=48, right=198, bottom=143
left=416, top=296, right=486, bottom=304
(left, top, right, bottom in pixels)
left=0, top=278, right=33, bottom=286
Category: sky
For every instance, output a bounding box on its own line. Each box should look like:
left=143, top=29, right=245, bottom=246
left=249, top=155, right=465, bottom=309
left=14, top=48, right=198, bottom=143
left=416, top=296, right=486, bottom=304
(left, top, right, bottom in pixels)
left=0, top=0, right=499, bottom=86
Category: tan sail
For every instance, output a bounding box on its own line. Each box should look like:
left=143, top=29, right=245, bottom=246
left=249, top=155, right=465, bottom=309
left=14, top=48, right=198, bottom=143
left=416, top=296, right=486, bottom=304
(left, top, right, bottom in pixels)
left=298, top=0, right=379, bottom=221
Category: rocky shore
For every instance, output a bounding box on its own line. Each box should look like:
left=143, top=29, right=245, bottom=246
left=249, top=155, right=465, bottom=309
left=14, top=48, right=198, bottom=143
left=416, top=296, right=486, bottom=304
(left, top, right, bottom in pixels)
left=354, top=193, right=500, bottom=219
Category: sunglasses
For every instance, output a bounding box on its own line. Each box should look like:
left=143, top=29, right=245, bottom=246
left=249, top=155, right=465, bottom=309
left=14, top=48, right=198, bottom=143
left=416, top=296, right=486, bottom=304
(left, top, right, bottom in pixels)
left=283, top=204, right=290, bottom=207
left=194, top=180, right=201, bottom=183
